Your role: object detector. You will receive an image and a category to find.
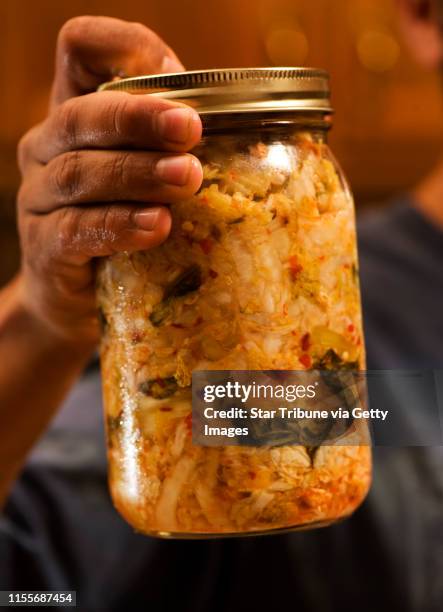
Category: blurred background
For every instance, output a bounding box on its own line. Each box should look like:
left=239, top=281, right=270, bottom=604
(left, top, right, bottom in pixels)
left=1, top=0, right=443, bottom=284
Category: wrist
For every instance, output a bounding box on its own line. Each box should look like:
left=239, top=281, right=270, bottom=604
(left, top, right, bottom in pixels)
left=8, top=273, right=98, bottom=361
left=0, top=274, right=97, bottom=504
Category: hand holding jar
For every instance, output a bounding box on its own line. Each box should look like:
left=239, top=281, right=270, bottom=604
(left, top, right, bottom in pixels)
left=15, top=15, right=202, bottom=349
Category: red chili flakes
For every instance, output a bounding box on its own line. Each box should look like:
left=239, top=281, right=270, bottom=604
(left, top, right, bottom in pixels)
left=209, top=269, right=219, bottom=279
left=301, top=332, right=311, bottom=352
left=171, top=323, right=185, bottom=329
left=282, top=303, right=289, bottom=316
left=289, top=256, right=303, bottom=281
left=299, top=354, right=312, bottom=369
left=199, top=238, right=213, bottom=255
left=248, top=471, right=256, bottom=480
left=131, top=330, right=143, bottom=343
left=347, top=324, right=355, bottom=333
left=184, top=413, right=192, bottom=434
left=160, top=406, right=172, bottom=412
left=194, top=316, right=204, bottom=327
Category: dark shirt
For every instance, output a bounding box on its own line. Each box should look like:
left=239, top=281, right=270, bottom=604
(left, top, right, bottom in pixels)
left=1, top=198, right=443, bottom=612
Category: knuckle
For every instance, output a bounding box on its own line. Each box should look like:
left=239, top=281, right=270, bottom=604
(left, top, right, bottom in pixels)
left=56, top=99, right=79, bottom=149
left=99, top=206, right=123, bottom=253
left=20, top=214, right=47, bottom=273
left=51, top=151, right=82, bottom=201
left=17, top=136, right=30, bottom=174
left=57, top=16, right=94, bottom=52
left=108, top=151, right=133, bottom=188
left=130, top=21, right=165, bottom=64
left=17, top=181, right=31, bottom=212
left=17, top=128, right=37, bottom=173
left=108, top=94, right=164, bottom=140
left=130, top=21, right=157, bottom=44
left=56, top=207, right=79, bottom=254
left=108, top=94, right=131, bottom=137
left=101, top=205, right=115, bottom=236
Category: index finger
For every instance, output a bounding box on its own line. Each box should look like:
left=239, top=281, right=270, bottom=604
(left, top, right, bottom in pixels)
left=51, top=16, right=184, bottom=107
left=19, top=92, right=202, bottom=169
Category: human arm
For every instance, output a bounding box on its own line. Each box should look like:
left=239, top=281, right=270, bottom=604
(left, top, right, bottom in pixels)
left=0, top=16, right=202, bottom=503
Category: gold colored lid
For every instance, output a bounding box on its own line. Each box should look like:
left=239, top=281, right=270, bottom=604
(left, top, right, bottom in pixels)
left=99, top=67, right=331, bottom=115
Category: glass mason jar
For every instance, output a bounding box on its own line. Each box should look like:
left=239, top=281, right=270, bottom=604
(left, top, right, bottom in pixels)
left=97, top=69, right=371, bottom=538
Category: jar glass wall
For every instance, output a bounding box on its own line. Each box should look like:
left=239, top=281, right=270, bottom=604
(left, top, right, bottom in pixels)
left=97, top=71, right=371, bottom=538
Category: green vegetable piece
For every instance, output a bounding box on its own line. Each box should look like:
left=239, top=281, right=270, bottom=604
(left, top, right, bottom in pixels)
left=313, top=349, right=361, bottom=429
left=139, top=377, right=178, bottom=399
left=149, top=265, right=202, bottom=327
left=305, top=446, right=319, bottom=466
left=228, top=216, right=245, bottom=225
left=149, top=300, right=173, bottom=327
left=313, top=349, right=358, bottom=371
left=164, top=264, right=202, bottom=300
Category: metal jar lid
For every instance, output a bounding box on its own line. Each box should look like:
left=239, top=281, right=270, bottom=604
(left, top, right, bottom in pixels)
left=99, top=67, right=331, bottom=115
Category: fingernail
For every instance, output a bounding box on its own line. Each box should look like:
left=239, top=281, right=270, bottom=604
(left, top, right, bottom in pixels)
left=157, top=107, right=199, bottom=144
left=161, top=55, right=185, bottom=74
left=134, top=208, right=161, bottom=231
left=155, top=155, right=194, bottom=186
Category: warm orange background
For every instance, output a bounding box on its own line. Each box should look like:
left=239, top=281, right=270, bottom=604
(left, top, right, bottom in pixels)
left=1, top=0, right=443, bottom=283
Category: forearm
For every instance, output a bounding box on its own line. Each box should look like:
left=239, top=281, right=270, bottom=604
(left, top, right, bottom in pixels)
left=0, top=275, right=95, bottom=504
